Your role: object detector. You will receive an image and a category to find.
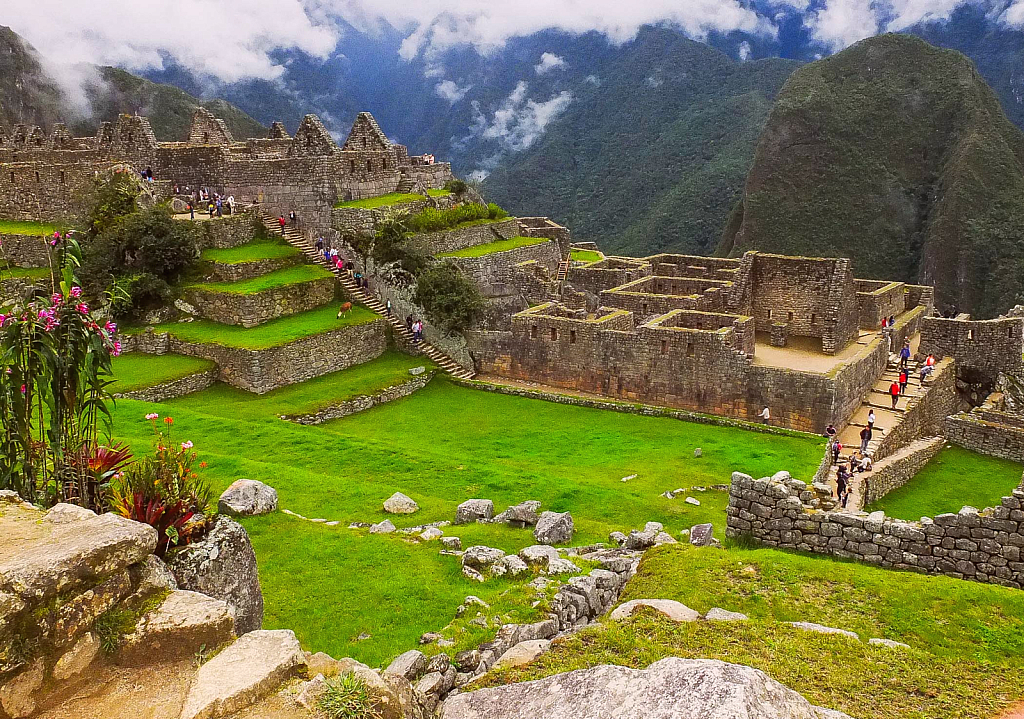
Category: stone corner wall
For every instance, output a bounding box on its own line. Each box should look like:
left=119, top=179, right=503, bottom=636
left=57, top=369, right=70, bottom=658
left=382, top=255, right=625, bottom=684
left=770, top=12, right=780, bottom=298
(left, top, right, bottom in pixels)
left=856, top=436, right=945, bottom=509
left=726, top=470, right=1024, bottom=589
left=408, top=218, right=520, bottom=256
left=872, top=358, right=956, bottom=461
left=183, top=275, right=335, bottom=328
left=945, top=406, right=1024, bottom=463
left=113, top=368, right=217, bottom=402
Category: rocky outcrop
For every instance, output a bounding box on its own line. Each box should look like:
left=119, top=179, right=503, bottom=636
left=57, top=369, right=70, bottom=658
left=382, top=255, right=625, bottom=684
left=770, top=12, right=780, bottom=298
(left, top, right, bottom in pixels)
left=533, top=511, right=574, bottom=545
left=455, top=499, right=494, bottom=525
left=439, top=657, right=851, bottom=718
left=217, top=479, right=278, bottom=517
left=120, top=590, right=236, bottom=665
left=609, top=599, right=700, bottom=623
left=179, top=629, right=307, bottom=719
left=166, top=516, right=263, bottom=635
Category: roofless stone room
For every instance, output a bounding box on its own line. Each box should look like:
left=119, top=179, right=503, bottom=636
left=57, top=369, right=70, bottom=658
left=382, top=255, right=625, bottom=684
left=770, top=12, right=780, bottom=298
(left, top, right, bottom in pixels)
left=3, top=9, right=1024, bottom=719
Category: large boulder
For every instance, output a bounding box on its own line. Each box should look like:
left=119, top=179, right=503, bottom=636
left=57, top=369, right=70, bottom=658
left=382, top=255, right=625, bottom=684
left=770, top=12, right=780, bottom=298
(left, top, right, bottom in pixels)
left=179, top=629, right=307, bottom=719
left=217, top=479, right=278, bottom=517
left=455, top=499, right=494, bottom=525
left=120, top=590, right=235, bottom=664
left=462, top=546, right=506, bottom=571
left=384, top=492, right=420, bottom=515
left=533, top=511, right=574, bottom=545
left=167, top=516, right=263, bottom=635
left=610, top=599, right=700, bottom=623
left=438, top=657, right=851, bottom=718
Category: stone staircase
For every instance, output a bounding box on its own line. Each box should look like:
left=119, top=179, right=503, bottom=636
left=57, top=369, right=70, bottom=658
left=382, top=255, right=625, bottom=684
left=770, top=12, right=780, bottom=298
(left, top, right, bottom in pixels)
left=395, top=173, right=415, bottom=193
left=259, top=212, right=475, bottom=380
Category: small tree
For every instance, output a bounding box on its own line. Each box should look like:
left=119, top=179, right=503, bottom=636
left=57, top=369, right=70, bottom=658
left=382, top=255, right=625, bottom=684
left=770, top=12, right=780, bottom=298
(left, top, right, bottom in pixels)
left=413, top=263, right=485, bottom=335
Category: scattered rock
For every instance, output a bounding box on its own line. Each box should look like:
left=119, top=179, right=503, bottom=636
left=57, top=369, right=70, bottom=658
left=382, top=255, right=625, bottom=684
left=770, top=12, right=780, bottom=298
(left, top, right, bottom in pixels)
left=420, top=632, right=443, bottom=645
left=167, top=515, right=263, bottom=635
left=410, top=366, right=426, bottom=375
left=534, top=511, right=574, bottom=545
left=128, top=554, right=178, bottom=597
left=384, top=492, right=420, bottom=515
left=519, top=544, right=559, bottom=565
left=610, top=599, right=701, bottom=623
left=421, top=527, right=443, bottom=541
left=494, top=500, right=542, bottom=527
left=624, top=529, right=657, bottom=550
left=121, top=589, right=236, bottom=664
left=620, top=474, right=637, bottom=482
left=455, top=499, right=494, bottom=525
left=295, top=673, right=328, bottom=710
left=684, top=497, right=701, bottom=506
left=0, top=659, right=43, bottom=718
left=462, top=566, right=485, bottom=582
left=441, top=536, right=463, bottom=551
left=427, top=654, right=452, bottom=675
left=704, top=607, right=748, bottom=622
left=787, top=622, right=859, bottom=640
left=689, top=523, right=714, bottom=547
left=694, top=448, right=702, bottom=458
left=644, top=522, right=663, bottom=534
left=660, top=491, right=675, bottom=499
left=370, top=519, right=397, bottom=534
left=868, top=638, right=910, bottom=649
left=609, top=531, right=627, bottom=546
left=545, top=557, right=580, bottom=575
left=349, top=522, right=371, bottom=529
left=438, top=657, right=851, bottom=718
left=654, top=532, right=677, bottom=546
left=52, top=632, right=101, bottom=681
left=386, top=649, right=427, bottom=681
left=179, top=629, right=306, bottom=719
left=305, top=651, right=342, bottom=677
left=493, top=640, right=551, bottom=670
left=217, top=479, right=278, bottom=517
left=455, top=649, right=481, bottom=672
left=498, top=555, right=530, bottom=577
left=43, top=503, right=97, bottom=524
left=463, top=546, right=506, bottom=570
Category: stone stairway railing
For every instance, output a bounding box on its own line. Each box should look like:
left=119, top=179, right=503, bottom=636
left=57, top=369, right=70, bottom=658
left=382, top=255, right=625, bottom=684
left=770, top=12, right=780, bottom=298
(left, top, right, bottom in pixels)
left=258, top=211, right=475, bottom=380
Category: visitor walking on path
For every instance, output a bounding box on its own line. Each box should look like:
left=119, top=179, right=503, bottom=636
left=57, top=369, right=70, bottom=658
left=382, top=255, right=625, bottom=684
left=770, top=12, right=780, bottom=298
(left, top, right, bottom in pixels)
left=859, top=425, right=871, bottom=455
left=289, top=210, right=297, bottom=226
left=832, top=441, right=843, bottom=464
left=867, top=410, right=875, bottom=429
left=825, top=424, right=837, bottom=441
left=899, top=342, right=911, bottom=370
left=759, top=406, right=771, bottom=425
left=188, top=203, right=194, bottom=220
left=889, top=380, right=901, bottom=409
left=278, top=215, right=287, bottom=230
left=406, top=315, right=413, bottom=333
left=899, top=369, right=909, bottom=395
left=385, top=299, right=392, bottom=317
left=919, top=364, right=934, bottom=384
left=836, top=468, right=849, bottom=500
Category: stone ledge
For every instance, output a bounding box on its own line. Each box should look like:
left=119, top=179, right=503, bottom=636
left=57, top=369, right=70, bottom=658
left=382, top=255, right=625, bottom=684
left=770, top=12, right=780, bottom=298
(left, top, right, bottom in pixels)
left=281, top=371, right=435, bottom=424
left=182, top=275, right=335, bottom=328
left=113, top=369, right=218, bottom=402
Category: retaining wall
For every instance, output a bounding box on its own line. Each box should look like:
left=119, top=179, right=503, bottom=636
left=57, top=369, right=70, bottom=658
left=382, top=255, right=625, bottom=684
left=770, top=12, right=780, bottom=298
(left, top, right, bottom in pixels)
left=407, top=219, right=520, bottom=256
left=202, top=255, right=298, bottom=283
left=113, top=369, right=217, bottom=402
left=727, top=470, right=1024, bottom=589
left=281, top=372, right=434, bottom=424
left=0, top=233, right=50, bottom=267
left=872, top=359, right=957, bottom=461
left=858, top=437, right=945, bottom=508
left=946, top=409, right=1024, bottom=463
left=183, top=276, right=335, bottom=328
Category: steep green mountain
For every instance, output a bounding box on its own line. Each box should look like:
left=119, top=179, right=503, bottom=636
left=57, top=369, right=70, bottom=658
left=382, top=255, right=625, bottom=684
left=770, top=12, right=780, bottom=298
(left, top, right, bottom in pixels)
left=719, top=34, right=1024, bottom=318
left=481, top=32, right=799, bottom=257
left=0, top=26, right=264, bottom=141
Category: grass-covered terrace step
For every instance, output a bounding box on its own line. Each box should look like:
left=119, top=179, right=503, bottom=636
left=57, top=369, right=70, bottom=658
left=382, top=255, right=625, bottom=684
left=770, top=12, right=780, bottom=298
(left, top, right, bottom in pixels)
left=1, top=266, right=50, bottom=281
left=437, top=236, right=549, bottom=258
left=334, top=189, right=451, bottom=209
left=0, top=219, right=62, bottom=236
left=186, top=264, right=331, bottom=295
left=109, top=353, right=217, bottom=398
left=199, top=239, right=303, bottom=282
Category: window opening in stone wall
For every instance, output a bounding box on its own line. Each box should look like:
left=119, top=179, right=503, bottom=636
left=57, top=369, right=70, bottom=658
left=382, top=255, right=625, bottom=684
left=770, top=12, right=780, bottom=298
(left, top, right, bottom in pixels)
left=531, top=325, right=537, bottom=339
left=8, top=171, right=13, bottom=183
left=687, top=343, right=695, bottom=357
left=811, top=313, right=817, bottom=324
left=366, top=160, right=372, bottom=172
left=641, top=303, right=648, bottom=315
left=550, top=327, right=558, bottom=341
left=968, top=329, right=975, bottom=341
left=570, top=330, right=576, bottom=344
left=617, top=376, right=623, bottom=392
left=59, top=171, right=65, bottom=185
left=127, top=132, right=133, bottom=143
left=661, top=340, right=668, bottom=355
left=203, top=132, right=210, bottom=144
left=350, top=160, right=355, bottom=173
left=382, top=158, right=388, bottom=170
left=362, top=137, right=367, bottom=148
left=787, top=311, right=794, bottom=322
left=1011, top=327, right=1016, bottom=339
left=34, top=171, right=40, bottom=183
left=767, top=309, right=772, bottom=320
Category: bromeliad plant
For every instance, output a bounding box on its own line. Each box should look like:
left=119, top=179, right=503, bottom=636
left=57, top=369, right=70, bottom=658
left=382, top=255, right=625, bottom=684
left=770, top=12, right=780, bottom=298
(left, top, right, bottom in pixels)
left=0, top=234, right=124, bottom=508
left=108, top=414, right=211, bottom=556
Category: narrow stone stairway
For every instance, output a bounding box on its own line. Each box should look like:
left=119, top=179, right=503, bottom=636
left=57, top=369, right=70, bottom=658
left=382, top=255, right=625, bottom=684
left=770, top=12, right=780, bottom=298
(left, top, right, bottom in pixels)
left=259, top=212, right=475, bottom=380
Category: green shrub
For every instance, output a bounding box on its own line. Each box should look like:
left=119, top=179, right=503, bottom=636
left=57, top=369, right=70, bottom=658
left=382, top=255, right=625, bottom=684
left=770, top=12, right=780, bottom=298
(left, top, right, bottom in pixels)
left=412, top=263, right=485, bottom=334
left=487, top=203, right=508, bottom=220
left=407, top=202, right=507, bottom=234
left=108, top=272, right=172, bottom=319
left=317, top=673, right=382, bottom=719
left=444, top=179, right=468, bottom=195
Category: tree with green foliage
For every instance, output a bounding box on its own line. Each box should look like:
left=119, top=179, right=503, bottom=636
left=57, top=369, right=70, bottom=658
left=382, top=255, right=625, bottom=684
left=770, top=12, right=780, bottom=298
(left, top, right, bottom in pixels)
left=412, top=263, right=485, bottom=334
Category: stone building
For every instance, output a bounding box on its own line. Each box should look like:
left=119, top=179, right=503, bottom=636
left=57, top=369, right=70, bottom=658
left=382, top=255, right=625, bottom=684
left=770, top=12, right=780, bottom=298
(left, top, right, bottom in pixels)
left=0, top=108, right=452, bottom=227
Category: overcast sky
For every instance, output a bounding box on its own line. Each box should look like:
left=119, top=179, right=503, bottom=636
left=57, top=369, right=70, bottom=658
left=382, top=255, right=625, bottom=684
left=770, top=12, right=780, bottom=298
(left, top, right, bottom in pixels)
left=4, top=0, right=1024, bottom=84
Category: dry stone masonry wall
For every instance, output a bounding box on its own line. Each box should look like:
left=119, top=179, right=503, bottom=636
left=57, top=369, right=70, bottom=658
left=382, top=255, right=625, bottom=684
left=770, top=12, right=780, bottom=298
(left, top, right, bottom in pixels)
left=183, top=275, right=335, bottom=328
left=112, top=368, right=217, bottom=402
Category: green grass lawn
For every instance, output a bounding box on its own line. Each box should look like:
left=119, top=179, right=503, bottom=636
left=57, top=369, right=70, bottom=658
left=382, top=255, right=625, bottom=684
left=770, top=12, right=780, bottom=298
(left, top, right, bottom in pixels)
left=866, top=444, right=1024, bottom=519
left=485, top=543, right=1024, bottom=719
left=108, top=380, right=824, bottom=666
left=201, top=239, right=300, bottom=264
left=185, top=264, right=332, bottom=295
left=1, top=266, right=50, bottom=280
left=165, top=351, right=434, bottom=418
left=571, top=249, right=603, bottom=263
left=109, top=353, right=216, bottom=393
left=334, top=193, right=427, bottom=209
left=437, top=236, right=548, bottom=258
left=136, top=303, right=379, bottom=350
left=0, top=219, right=61, bottom=236
left=426, top=189, right=451, bottom=197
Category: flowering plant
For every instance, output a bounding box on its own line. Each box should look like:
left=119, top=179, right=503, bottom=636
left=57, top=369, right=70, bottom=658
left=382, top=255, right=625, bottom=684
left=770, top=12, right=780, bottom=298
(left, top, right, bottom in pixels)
left=108, top=414, right=211, bottom=555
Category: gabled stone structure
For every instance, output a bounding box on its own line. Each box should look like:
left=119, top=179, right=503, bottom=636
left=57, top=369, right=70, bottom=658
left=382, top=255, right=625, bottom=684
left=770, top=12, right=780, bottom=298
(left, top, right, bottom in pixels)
left=188, top=107, right=235, bottom=146
left=289, top=114, right=338, bottom=157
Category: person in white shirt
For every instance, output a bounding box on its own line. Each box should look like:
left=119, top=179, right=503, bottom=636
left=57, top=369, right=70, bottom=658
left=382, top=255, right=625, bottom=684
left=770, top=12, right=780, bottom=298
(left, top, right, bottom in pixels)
left=759, top=406, right=770, bottom=424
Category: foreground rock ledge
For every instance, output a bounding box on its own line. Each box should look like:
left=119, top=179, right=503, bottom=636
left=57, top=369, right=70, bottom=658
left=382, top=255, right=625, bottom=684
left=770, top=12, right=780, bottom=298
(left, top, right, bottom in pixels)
left=438, top=657, right=851, bottom=719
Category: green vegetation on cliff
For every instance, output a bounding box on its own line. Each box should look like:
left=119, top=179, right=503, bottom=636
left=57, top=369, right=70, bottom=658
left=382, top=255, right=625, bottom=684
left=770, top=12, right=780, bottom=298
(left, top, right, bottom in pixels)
left=719, top=34, right=1024, bottom=317
left=482, top=30, right=799, bottom=257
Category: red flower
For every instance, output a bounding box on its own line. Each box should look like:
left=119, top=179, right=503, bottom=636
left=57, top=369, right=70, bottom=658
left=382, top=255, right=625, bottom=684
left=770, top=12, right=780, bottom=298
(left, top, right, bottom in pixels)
left=164, top=417, right=174, bottom=425
left=199, top=461, right=208, bottom=469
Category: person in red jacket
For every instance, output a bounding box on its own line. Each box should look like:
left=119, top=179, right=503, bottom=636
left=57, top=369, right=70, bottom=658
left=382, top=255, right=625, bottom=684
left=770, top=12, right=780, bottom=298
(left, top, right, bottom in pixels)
left=278, top=215, right=286, bottom=230
left=898, top=369, right=908, bottom=395
left=889, top=381, right=900, bottom=409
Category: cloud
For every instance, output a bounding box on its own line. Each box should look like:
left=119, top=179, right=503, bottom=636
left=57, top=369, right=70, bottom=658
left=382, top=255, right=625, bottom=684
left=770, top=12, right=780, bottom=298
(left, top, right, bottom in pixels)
left=738, top=40, right=752, bottom=61
left=534, top=52, right=567, bottom=74
left=803, top=0, right=880, bottom=50
left=584, top=74, right=601, bottom=86
left=468, top=81, right=573, bottom=152
left=435, top=79, right=471, bottom=103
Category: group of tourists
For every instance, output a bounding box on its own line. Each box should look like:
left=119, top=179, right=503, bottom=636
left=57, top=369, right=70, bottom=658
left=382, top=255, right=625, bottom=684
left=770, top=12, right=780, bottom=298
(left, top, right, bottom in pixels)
left=177, top=186, right=234, bottom=220
left=406, top=315, right=425, bottom=342
left=825, top=418, right=876, bottom=510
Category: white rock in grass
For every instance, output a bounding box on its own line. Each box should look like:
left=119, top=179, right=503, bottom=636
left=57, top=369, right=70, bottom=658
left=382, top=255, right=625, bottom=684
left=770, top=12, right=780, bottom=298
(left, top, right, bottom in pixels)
left=684, top=497, right=701, bottom=506
left=420, top=527, right=443, bottom=541
left=868, top=638, right=910, bottom=649
left=384, top=492, right=420, bottom=515
left=705, top=607, right=748, bottom=622
left=610, top=599, right=700, bottom=623
left=786, top=622, right=859, bottom=640
left=369, top=520, right=397, bottom=534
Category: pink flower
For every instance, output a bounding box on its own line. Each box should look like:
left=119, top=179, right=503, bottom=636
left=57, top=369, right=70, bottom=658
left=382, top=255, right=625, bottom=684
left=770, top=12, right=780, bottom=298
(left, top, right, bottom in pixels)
left=145, top=413, right=159, bottom=420
left=53, top=231, right=60, bottom=239
left=104, top=320, right=117, bottom=333
left=181, top=441, right=193, bottom=450
left=112, top=340, right=122, bottom=357
left=51, top=293, right=62, bottom=304
left=20, top=384, right=26, bottom=394
left=70, top=286, right=82, bottom=298
left=76, top=303, right=89, bottom=314
left=50, top=239, right=58, bottom=246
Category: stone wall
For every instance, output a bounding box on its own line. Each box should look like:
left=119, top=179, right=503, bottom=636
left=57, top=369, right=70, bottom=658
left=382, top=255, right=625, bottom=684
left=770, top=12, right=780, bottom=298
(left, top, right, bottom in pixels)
left=330, top=195, right=458, bottom=237
left=446, top=240, right=560, bottom=297
left=203, top=255, right=298, bottom=283
left=726, top=470, right=1024, bottom=589
left=872, top=359, right=957, bottom=461
left=408, top=219, right=521, bottom=256
left=946, top=401, right=1024, bottom=463
left=566, top=257, right=651, bottom=296
left=183, top=275, right=335, bottom=328
left=177, top=208, right=260, bottom=250
left=0, top=233, right=50, bottom=267
left=857, top=437, right=945, bottom=509
left=919, top=315, right=1024, bottom=381
left=113, top=368, right=217, bottom=402
left=856, top=280, right=907, bottom=329
left=517, top=216, right=572, bottom=256
left=121, top=319, right=387, bottom=393
left=645, top=254, right=740, bottom=281
left=281, top=372, right=434, bottom=424
left=599, top=276, right=729, bottom=318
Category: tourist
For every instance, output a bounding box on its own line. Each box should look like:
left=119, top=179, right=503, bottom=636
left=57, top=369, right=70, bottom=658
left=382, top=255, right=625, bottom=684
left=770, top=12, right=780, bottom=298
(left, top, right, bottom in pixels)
left=278, top=215, right=287, bottom=230
left=836, top=467, right=849, bottom=499
left=289, top=210, right=297, bottom=226
left=825, top=424, right=837, bottom=441
left=188, top=203, right=194, bottom=220
left=385, top=299, right=392, bottom=317
left=888, top=315, right=896, bottom=327
left=859, top=454, right=873, bottom=473
left=867, top=410, right=875, bottom=429
left=925, top=353, right=936, bottom=368
left=899, top=342, right=911, bottom=370
left=354, top=270, right=363, bottom=284
left=413, top=319, right=424, bottom=342
left=898, top=369, right=909, bottom=395
left=406, top=315, right=413, bottom=333
left=841, top=486, right=851, bottom=509
left=889, top=380, right=900, bottom=409
left=919, top=364, right=934, bottom=384
left=832, top=441, right=843, bottom=464
left=759, top=406, right=771, bottom=425
left=215, top=198, right=223, bottom=217
left=208, top=202, right=215, bottom=218
left=881, top=316, right=888, bottom=328
left=227, top=195, right=235, bottom=214
left=315, top=237, right=324, bottom=253
left=859, top=425, right=871, bottom=455
left=362, top=276, right=369, bottom=289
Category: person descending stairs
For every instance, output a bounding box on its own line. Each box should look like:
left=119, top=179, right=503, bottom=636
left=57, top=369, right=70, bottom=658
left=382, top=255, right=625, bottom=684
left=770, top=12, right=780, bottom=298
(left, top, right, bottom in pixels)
left=258, top=211, right=475, bottom=380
